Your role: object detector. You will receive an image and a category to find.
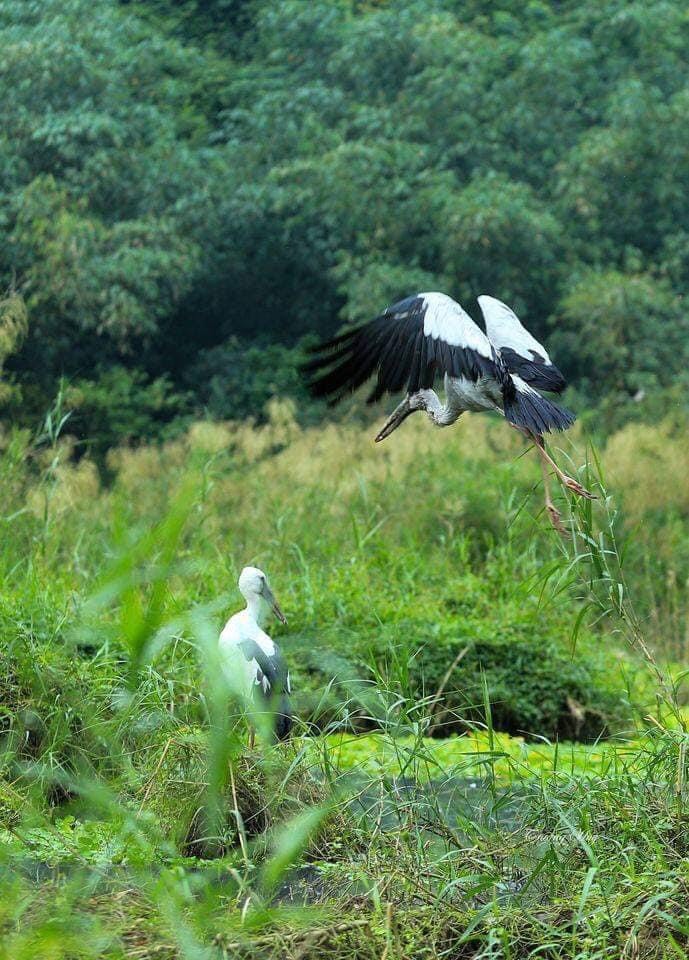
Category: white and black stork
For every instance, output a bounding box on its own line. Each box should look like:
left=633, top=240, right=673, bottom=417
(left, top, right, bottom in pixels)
left=302, top=292, right=594, bottom=530
left=219, top=566, right=292, bottom=746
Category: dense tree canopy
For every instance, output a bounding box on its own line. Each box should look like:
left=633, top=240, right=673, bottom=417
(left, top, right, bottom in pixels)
left=2, top=0, right=689, bottom=451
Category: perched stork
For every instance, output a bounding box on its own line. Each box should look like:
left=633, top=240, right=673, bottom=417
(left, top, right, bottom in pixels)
left=219, top=566, right=292, bottom=746
left=302, top=292, right=594, bottom=531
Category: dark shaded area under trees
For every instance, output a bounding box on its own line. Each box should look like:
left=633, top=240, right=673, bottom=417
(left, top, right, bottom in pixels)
left=2, top=0, right=689, bottom=455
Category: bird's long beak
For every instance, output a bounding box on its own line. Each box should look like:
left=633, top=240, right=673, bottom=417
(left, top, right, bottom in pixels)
left=375, top=397, right=414, bottom=442
left=263, top=584, right=287, bottom=624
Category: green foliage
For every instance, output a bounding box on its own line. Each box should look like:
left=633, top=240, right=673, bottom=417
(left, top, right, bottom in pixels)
left=2, top=419, right=689, bottom=957
left=408, top=624, right=621, bottom=740
left=0, top=295, right=27, bottom=406
left=0, top=0, right=212, bottom=407
left=4, top=0, right=689, bottom=445
left=439, top=173, right=565, bottom=324
left=0, top=296, right=27, bottom=363
left=294, top=586, right=630, bottom=741
left=558, top=82, right=689, bottom=257
left=553, top=270, right=689, bottom=429
left=123, top=0, right=262, bottom=55
left=185, top=337, right=315, bottom=424
left=64, top=366, right=188, bottom=461
left=13, top=176, right=200, bottom=351
left=323, top=730, right=634, bottom=781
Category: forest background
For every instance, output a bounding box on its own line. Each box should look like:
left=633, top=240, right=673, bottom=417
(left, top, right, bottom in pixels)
left=3, top=0, right=688, bottom=458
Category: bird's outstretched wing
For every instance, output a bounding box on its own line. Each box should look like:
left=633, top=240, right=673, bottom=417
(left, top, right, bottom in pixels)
left=477, top=296, right=566, bottom=393
left=302, top=292, right=513, bottom=404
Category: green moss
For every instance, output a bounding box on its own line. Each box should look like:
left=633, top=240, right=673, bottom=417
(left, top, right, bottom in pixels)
left=320, top=730, right=642, bottom=782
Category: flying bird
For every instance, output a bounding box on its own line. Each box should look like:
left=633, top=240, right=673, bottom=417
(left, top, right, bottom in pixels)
left=302, top=292, right=594, bottom=530
left=219, top=566, right=292, bottom=746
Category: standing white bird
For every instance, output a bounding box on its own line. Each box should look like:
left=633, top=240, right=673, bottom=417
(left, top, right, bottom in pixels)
left=302, top=292, right=594, bottom=530
left=219, top=566, right=292, bottom=745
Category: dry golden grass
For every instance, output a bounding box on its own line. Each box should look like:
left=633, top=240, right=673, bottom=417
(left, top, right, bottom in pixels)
left=22, top=400, right=676, bottom=539
left=604, top=419, right=689, bottom=522
left=27, top=457, right=101, bottom=519
left=13, top=402, right=687, bottom=668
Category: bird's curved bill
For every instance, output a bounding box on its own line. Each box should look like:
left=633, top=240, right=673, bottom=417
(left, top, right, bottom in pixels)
left=263, top=584, right=287, bottom=624
left=375, top=397, right=413, bottom=442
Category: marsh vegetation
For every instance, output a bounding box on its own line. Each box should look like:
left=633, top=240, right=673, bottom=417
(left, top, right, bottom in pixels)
left=2, top=407, right=689, bottom=957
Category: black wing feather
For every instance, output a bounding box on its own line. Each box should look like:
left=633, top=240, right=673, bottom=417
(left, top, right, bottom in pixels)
left=238, top=639, right=290, bottom=694
left=500, top=347, right=567, bottom=393
left=302, top=294, right=514, bottom=405
left=238, top=639, right=293, bottom=740
left=371, top=320, right=409, bottom=402
left=406, top=324, right=425, bottom=395
left=304, top=320, right=389, bottom=403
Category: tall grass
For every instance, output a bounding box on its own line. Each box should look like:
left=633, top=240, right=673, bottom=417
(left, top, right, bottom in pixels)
left=2, top=403, right=689, bottom=957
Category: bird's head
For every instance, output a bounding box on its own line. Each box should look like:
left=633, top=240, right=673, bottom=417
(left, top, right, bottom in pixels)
left=375, top=392, right=429, bottom=442
left=238, top=566, right=287, bottom=624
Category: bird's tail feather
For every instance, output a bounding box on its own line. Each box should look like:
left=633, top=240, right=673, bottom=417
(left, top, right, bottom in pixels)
left=503, top=378, right=575, bottom=435
left=274, top=695, right=292, bottom=741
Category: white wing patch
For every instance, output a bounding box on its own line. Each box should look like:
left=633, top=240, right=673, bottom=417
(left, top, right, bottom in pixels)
left=477, top=295, right=551, bottom=362
left=419, top=292, right=493, bottom=357
left=255, top=633, right=276, bottom=656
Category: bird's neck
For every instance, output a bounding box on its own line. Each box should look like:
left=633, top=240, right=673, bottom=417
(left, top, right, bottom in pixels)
left=419, top=389, right=461, bottom=427
left=244, top=595, right=265, bottom=625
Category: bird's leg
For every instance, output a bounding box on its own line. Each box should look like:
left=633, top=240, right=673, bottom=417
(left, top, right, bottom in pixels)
left=539, top=453, right=568, bottom=536
left=247, top=725, right=255, bottom=750
left=530, top=432, right=596, bottom=500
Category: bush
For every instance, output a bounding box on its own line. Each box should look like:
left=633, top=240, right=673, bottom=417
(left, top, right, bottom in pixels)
left=0, top=600, right=120, bottom=801
left=286, top=579, right=635, bottom=743
left=413, top=628, right=623, bottom=741
left=183, top=336, right=320, bottom=425
left=64, top=366, right=189, bottom=462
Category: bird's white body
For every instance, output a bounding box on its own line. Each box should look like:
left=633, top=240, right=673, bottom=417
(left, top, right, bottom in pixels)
left=219, top=608, right=280, bottom=698
left=445, top=372, right=504, bottom=414
left=417, top=293, right=505, bottom=414
left=218, top=566, right=292, bottom=740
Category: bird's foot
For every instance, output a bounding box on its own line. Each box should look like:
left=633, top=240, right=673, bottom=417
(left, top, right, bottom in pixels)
left=561, top=475, right=596, bottom=500
left=546, top=502, right=569, bottom=537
